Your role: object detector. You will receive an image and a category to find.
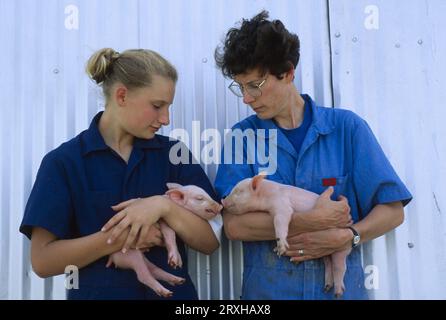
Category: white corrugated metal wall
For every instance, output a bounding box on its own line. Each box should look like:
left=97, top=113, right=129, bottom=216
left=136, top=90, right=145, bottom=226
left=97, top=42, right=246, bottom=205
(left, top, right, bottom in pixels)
left=328, top=0, right=446, bottom=299
left=0, top=0, right=444, bottom=299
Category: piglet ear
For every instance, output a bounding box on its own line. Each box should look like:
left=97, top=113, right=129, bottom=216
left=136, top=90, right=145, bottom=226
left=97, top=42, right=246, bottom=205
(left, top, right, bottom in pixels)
left=165, top=189, right=185, bottom=203
left=166, top=183, right=183, bottom=190
left=251, top=173, right=266, bottom=191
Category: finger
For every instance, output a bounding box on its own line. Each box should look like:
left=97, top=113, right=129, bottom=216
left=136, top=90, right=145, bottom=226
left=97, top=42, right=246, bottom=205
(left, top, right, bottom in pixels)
left=285, top=248, right=307, bottom=256
left=290, top=255, right=311, bottom=264
left=285, top=241, right=305, bottom=250
left=338, top=195, right=348, bottom=202
left=153, top=226, right=163, bottom=239
left=102, top=210, right=127, bottom=232
left=285, top=241, right=307, bottom=252
left=136, top=225, right=150, bottom=249
left=321, top=186, right=334, bottom=199
left=106, top=256, right=113, bottom=268
left=111, top=198, right=139, bottom=212
left=154, top=233, right=163, bottom=246
left=286, top=234, right=305, bottom=245
left=108, top=217, right=131, bottom=244
left=123, top=224, right=141, bottom=253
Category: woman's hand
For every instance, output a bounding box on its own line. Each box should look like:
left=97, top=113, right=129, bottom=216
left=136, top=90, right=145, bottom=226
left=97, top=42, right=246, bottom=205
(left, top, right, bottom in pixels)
left=285, top=228, right=352, bottom=263
left=101, top=195, right=170, bottom=252
left=312, top=187, right=353, bottom=229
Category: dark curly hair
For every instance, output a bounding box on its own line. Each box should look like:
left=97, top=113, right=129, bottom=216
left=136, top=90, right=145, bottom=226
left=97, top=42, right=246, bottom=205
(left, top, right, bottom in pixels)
left=215, top=10, right=300, bottom=80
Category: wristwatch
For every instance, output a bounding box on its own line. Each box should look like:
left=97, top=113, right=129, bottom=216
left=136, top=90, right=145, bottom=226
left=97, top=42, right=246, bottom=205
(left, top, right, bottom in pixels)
left=347, top=226, right=361, bottom=248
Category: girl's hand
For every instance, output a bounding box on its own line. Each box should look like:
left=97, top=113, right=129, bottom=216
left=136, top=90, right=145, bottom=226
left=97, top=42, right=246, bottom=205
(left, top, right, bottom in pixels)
left=101, top=195, right=170, bottom=252
left=136, top=222, right=164, bottom=249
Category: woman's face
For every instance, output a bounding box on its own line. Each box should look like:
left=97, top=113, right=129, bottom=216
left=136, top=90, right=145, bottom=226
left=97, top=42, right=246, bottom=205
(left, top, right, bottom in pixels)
left=233, top=68, right=291, bottom=120
left=118, top=75, right=175, bottom=139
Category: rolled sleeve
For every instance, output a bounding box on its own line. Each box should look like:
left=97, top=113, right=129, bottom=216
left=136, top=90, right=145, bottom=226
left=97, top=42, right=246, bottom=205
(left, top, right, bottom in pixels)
left=352, top=118, right=413, bottom=217
left=20, top=152, right=74, bottom=240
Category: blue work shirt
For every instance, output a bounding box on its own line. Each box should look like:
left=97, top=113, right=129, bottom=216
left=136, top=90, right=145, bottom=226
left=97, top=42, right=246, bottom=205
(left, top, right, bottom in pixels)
left=214, top=94, right=412, bottom=300
left=20, top=111, right=218, bottom=300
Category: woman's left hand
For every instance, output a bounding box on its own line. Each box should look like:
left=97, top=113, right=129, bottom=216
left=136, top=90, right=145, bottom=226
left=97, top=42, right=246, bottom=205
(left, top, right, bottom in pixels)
left=285, top=228, right=351, bottom=263
left=101, top=195, right=170, bottom=252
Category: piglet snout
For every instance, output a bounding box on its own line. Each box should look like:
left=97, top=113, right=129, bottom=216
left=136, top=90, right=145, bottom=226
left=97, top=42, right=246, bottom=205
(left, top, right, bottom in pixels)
left=215, top=203, right=223, bottom=213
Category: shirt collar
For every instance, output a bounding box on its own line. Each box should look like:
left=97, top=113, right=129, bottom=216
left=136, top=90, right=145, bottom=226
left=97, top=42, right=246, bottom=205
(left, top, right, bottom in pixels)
left=81, top=111, right=163, bottom=156
left=251, top=94, right=336, bottom=139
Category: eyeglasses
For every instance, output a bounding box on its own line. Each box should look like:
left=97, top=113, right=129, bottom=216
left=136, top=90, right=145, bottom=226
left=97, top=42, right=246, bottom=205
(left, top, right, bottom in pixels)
left=228, top=76, right=268, bottom=98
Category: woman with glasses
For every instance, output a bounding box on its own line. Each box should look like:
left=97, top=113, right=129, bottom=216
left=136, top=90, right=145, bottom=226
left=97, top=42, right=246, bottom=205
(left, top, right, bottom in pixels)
left=214, top=11, right=412, bottom=300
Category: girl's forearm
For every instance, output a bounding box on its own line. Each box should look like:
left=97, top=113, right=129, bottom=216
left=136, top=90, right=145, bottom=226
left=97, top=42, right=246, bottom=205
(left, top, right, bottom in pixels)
left=31, top=227, right=128, bottom=278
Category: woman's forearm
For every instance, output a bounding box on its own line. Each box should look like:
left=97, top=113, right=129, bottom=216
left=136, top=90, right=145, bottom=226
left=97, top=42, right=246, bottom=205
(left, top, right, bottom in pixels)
left=353, top=201, right=404, bottom=245
left=31, top=227, right=127, bottom=278
left=224, top=209, right=328, bottom=242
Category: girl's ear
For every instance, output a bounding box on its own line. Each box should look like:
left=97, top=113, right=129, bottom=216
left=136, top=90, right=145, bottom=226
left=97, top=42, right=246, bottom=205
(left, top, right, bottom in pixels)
left=115, top=85, right=128, bottom=107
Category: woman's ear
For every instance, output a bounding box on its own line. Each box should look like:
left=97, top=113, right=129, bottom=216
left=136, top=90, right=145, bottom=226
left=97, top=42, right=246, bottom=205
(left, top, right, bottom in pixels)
left=284, top=67, right=295, bottom=83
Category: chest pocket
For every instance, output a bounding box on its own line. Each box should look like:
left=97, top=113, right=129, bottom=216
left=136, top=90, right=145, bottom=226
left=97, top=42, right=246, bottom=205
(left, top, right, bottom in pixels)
left=308, top=174, right=350, bottom=200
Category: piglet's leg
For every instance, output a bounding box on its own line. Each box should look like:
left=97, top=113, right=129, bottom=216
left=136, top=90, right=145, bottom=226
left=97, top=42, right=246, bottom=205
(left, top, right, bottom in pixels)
left=323, top=256, right=334, bottom=292
left=133, top=259, right=173, bottom=298
left=106, top=250, right=173, bottom=298
left=331, top=248, right=351, bottom=298
left=143, top=256, right=185, bottom=286
left=160, top=219, right=183, bottom=269
left=271, top=208, right=293, bottom=256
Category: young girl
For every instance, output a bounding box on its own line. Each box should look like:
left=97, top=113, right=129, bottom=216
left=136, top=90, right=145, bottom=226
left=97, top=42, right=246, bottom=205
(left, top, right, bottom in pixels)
left=20, top=48, right=220, bottom=300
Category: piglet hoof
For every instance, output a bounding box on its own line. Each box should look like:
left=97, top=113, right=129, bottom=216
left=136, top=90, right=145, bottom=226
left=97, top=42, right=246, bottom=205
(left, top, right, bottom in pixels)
left=324, top=284, right=333, bottom=293
left=168, top=251, right=183, bottom=269
left=273, top=246, right=282, bottom=256
left=168, top=276, right=186, bottom=286
left=334, top=285, right=345, bottom=299
left=157, top=288, right=173, bottom=298
left=275, top=239, right=288, bottom=256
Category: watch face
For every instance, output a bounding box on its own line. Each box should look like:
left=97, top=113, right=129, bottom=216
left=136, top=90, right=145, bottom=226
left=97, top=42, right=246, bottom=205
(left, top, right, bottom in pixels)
left=353, top=235, right=360, bottom=244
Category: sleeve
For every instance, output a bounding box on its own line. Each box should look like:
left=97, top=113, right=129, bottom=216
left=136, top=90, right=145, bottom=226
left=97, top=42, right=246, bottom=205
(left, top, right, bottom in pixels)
left=214, top=125, right=256, bottom=199
left=172, top=142, right=223, bottom=243
left=19, top=152, right=74, bottom=240
left=351, top=116, right=413, bottom=218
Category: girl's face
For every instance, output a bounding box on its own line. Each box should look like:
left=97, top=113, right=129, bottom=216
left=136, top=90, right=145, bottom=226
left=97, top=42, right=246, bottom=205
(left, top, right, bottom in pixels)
left=117, top=75, right=175, bottom=139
